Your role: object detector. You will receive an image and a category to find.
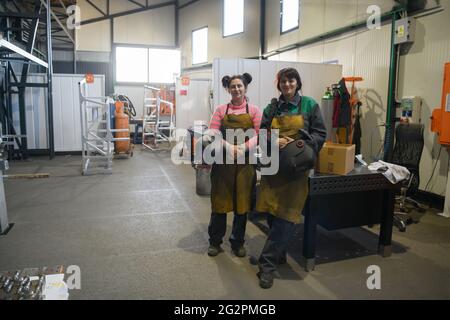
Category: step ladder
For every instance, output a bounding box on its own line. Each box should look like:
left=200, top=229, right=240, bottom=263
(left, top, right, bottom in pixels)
left=142, top=85, right=175, bottom=151
left=79, top=77, right=129, bottom=175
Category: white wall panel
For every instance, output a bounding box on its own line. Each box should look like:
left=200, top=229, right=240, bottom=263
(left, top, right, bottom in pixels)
left=212, top=58, right=342, bottom=112
left=353, top=25, right=391, bottom=161
left=114, top=5, right=175, bottom=46
left=213, top=58, right=240, bottom=108
left=76, top=0, right=175, bottom=51
left=175, top=78, right=212, bottom=130
left=182, top=69, right=213, bottom=80
left=324, top=0, right=358, bottom=32
left=323, top=33, right=357, bottom=77
left=298, top=45, right=325, bottom=63
left=179, top=0, right=260, bottom=69
left=297, top=0, right=326, bottom=42
left=53, top=74, right=105, bottom=152
left=78, top=0, right=107, bottom=20
left=76, top=20, right=111, bottom=52
left=266, top=0, right=397, bottom=53
left=241, top=59, right=261, bottom=107
left=11, top=74, right=105, bottom=152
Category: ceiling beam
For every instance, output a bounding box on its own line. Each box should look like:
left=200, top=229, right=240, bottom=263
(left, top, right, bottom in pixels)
left=85, top=0, right=106, bottom=16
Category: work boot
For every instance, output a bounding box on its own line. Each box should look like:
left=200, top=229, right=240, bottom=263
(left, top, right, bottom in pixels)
left=232, top=246, right=246, bottom=258
left=257, top=271, right=274, bottom=289
left=207, top=245, right=223, bottom=257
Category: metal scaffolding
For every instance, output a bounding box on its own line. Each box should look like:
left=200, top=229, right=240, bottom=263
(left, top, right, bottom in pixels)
left=142, top=85, right=175, bottom=151
left=78, top=77, right=129, bottom=176
left=0, top=0, right=75, bottom=159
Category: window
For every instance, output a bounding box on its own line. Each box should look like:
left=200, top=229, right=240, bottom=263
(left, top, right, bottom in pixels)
left=116, top=47, right=148, bottom=83
left=115, top=46, right=180, bottom=84
left=281, top=0, right=299, bottom=34
left=223, top=0, right=244, bottom=37
left=192, top=27, right=208, bottom=65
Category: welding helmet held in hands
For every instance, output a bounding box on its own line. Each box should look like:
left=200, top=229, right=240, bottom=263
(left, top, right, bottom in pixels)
left=278, top=129, right=317, bottom=177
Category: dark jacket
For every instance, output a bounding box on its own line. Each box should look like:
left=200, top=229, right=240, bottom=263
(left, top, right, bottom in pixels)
left=260, top=94, right=327, bottom=153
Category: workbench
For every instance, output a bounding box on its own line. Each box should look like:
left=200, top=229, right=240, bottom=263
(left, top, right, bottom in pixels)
left=302, top=165, right=399, bottom=271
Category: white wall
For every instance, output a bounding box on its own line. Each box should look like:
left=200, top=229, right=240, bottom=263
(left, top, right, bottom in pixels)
left=266, top=0, right=450, bottom=196
left=398, top=3, right=450, bottom=195
left=179, top=0, right=260, bottom=69
left=265, top=0, right=397, bottom=54
left=213, top=58, right=342, bottom=111
left=10, top=74, right=105, bottom=152
left=114, top=5, right=175, bottom=46
left=76, top=19, right=111, bottom=52
left=76, top=0, right=176, bottom=52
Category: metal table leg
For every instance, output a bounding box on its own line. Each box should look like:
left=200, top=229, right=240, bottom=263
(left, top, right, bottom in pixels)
left=303, top=197, right=318, bottom=272
left=378, top=189, right=395, bottom=257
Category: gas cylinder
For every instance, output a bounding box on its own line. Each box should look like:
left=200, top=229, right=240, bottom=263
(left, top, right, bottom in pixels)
left=114, top=101, right=130, bottom=153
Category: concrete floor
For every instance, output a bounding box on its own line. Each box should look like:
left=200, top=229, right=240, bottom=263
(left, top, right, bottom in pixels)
left=0, top=150, right=449, bottom=299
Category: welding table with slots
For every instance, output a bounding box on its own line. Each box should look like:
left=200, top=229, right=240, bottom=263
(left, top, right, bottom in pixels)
left=302, top=165, right=400, bottom=271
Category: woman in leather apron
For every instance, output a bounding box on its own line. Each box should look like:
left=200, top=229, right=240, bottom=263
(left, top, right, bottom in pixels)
left=256, top=68, right=327, bottom=288
left=207, top=73, right=262, bottom=257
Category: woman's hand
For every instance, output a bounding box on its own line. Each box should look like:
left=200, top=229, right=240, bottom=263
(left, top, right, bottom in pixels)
left=225, top=143, right=245, bottom=160
left=277, top=136, right=294, bottom=149
left=231, top=144, right=245, bottom=159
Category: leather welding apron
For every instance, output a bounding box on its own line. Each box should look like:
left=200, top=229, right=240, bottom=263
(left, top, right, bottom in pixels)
left=256, top=113, right=309, bottom=224
left=210, top=104, right=256, bottom=215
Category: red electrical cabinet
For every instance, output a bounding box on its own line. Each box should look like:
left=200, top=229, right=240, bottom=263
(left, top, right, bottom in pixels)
left=431, top=63, right=450, bottom=146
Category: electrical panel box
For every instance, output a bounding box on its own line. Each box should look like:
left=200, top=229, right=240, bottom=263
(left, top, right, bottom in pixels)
left=394, top=17, right=416, bottom=45
left=400, top=96, right=422, bottom=123
left=431, top=63, right=450, bottom=146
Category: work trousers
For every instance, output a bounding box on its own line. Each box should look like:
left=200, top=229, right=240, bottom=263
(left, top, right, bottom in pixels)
left=258, top=214, right=297, bottom=273
left=208, top=212, right=247, bottom=249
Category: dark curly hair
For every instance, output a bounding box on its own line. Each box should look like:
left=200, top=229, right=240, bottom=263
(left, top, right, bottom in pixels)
left=221, top=73, right=253, bottom=89
left=276, top=68, right=302, bottom=94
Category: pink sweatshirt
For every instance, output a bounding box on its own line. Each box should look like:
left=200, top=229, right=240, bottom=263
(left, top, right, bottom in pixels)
left=209, top=99, right=262, bottom=150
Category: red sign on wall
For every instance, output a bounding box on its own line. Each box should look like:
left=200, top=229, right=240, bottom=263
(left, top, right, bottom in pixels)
left=181, top=77, right=190, bottom=86
left=85, top=73, right=94, bottom=83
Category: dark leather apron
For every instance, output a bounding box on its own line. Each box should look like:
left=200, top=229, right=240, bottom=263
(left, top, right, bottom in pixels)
left=256, top=104, right=309, bottom=224
left=210, top=104, right=256, bottom=215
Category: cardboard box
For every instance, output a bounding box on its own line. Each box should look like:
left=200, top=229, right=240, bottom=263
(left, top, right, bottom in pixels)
left=317, top=143, right=355, bottom=175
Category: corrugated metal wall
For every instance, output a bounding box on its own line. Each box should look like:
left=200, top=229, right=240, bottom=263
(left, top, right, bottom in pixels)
left=76, top=0, right=177, bottom=52
left=398, top=4, right=450, bottom=195
left=179, top=0, right=261, bottom=70
left=10, top=74, right=105, bottom=152
left=54, top=61, right=113, bottom=95
left=266, top=0, right=450, bottom=195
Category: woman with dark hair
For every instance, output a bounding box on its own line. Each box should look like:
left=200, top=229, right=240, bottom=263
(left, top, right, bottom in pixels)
left=207, top=73, right=262, bottom=257
left=255, top=68, right=327, bottom=288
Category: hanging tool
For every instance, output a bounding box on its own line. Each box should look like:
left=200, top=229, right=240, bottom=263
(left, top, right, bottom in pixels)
left=344, top=77, right=364, bottom=146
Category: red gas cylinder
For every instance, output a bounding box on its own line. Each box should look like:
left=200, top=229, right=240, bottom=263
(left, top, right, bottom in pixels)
left=114, top=101, right=130, bottom=153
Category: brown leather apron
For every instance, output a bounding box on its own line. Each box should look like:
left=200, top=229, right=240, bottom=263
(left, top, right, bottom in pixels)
left=210, top=104, right=256, bottom=215
left=256, top=112, right=309, bottom=224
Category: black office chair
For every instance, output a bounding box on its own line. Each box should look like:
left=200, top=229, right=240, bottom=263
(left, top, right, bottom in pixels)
left=391, top=123, right=426, bottom=232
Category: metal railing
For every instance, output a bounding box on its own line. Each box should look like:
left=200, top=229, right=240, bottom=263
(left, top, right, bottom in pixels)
left=142, top=85, right=175, bottom=151
left=78, top=78, right=129, bottom=175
